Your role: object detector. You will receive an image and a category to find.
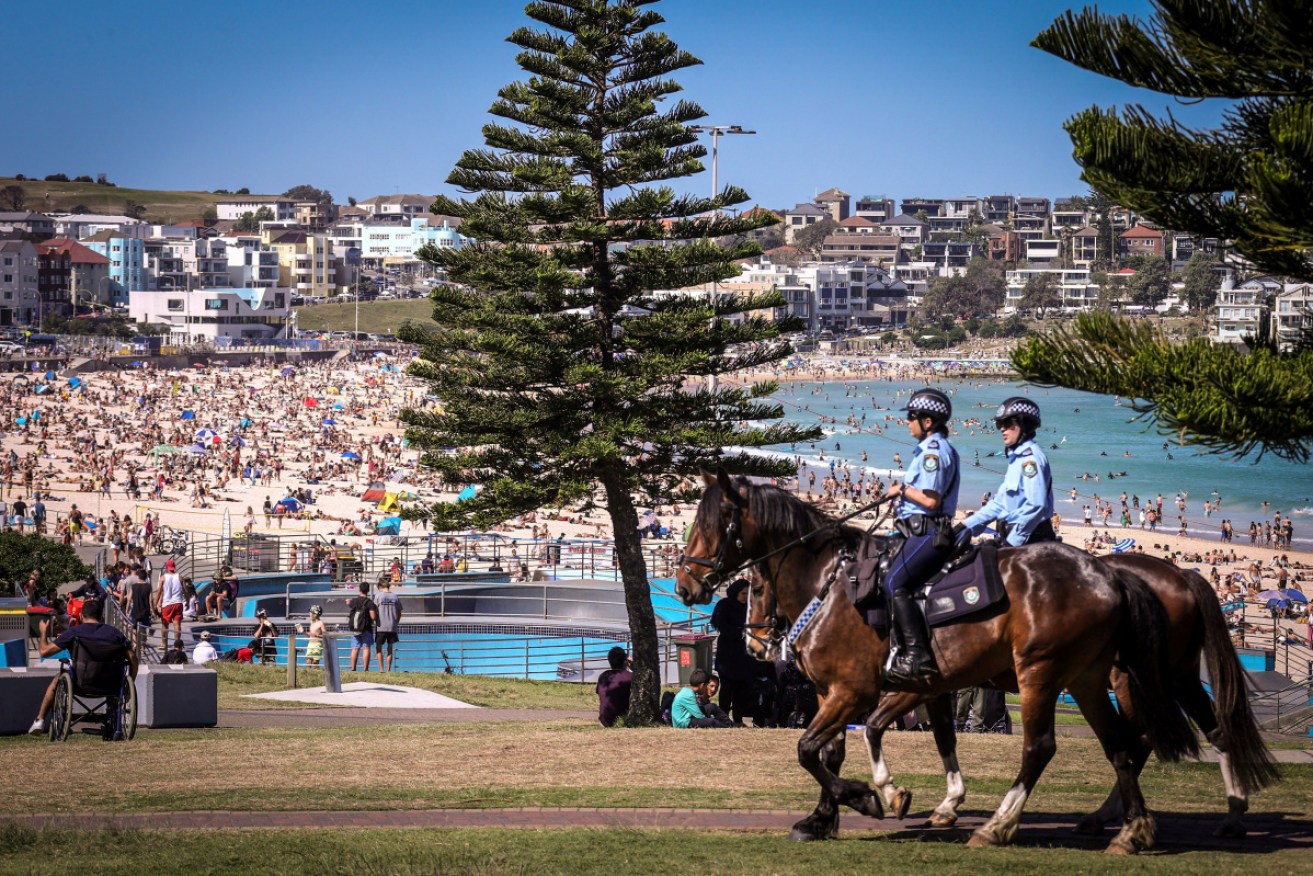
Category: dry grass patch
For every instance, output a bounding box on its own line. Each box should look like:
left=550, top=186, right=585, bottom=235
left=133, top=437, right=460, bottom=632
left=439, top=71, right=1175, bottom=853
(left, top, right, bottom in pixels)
left=2, top=723, right=1307, bottom=822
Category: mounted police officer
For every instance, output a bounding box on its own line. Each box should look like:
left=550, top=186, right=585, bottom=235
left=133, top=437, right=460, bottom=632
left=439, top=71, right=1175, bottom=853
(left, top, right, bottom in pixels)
left=961, top=396, right=1055, bottom=547
left=882, top=388, right=959, bottom=686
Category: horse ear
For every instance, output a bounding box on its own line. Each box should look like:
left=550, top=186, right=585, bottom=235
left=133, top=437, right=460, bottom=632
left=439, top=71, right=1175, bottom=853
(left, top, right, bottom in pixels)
left=717, top=467, right=745, bottom=507
left=701, top=469, right=717, bottom=489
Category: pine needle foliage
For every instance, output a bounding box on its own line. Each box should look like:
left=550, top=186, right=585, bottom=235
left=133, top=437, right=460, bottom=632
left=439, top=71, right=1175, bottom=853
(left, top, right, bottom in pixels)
left=1033, top=0, right=1313, bottom=280
left=398, top=0, right=818, bottom=722
left=1012, top=310, right=1313, bottom=462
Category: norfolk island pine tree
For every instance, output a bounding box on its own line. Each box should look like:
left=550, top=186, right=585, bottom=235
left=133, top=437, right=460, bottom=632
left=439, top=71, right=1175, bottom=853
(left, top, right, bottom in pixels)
left=398, top=0, right=820, bottom=723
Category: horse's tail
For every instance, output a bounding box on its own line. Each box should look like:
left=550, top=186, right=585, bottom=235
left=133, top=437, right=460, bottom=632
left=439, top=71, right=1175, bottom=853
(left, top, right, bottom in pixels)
left=1113, top=567, right=1200, bottom=762
left=1182, top=568, right=1280, bottom=794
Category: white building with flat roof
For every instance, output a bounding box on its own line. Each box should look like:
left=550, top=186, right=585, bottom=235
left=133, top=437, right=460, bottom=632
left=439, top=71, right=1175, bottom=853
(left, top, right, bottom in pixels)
left=129, top=287, right=291, bottom=344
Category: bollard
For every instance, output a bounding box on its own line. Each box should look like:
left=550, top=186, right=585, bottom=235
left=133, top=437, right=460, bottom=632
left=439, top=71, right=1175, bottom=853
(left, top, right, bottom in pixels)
left=321, top=631, right=342, bottom=693
left=286, top=631, right=297, bottom=689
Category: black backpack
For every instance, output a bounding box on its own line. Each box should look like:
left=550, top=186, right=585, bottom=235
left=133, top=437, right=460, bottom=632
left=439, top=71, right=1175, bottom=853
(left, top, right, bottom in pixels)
left=659, top=690, right=675, bottom=725
left=348, top=599, right=372, bottom=633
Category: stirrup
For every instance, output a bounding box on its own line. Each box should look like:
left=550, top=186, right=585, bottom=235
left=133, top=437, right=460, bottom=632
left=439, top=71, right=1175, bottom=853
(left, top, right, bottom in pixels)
left=885, top=652, right=939, bottom=687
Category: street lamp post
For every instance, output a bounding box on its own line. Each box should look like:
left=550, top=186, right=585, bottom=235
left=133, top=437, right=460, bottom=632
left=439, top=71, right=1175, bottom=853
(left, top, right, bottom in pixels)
left=687, top=124, right=756, bottom=211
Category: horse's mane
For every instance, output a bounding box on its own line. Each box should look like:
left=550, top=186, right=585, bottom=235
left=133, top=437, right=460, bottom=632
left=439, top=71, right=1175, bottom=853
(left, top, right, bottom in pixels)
left=698, top=476, right=864, bottom=545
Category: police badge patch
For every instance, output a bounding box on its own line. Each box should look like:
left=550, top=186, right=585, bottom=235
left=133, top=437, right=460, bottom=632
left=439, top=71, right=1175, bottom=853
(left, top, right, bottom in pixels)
left=964, top=586, right=980, bottom=605
left=1022, top=460, right=1038, bottom=478
left=924, top=454, right=939, bottom=472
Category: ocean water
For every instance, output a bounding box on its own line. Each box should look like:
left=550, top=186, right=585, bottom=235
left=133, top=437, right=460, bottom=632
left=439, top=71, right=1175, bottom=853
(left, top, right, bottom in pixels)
left=763, top=377, right=1313, bottom=551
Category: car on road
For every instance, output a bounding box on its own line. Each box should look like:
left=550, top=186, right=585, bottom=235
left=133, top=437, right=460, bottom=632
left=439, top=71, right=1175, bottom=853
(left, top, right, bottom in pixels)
left=0, top=342, right=24, bottom=355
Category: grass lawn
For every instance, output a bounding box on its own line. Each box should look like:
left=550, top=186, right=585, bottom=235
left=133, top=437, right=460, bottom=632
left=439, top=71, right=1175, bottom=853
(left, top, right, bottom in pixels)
left=292, top=299, right=434, bottom=335
left=213, top=663, right=601, bottom=711
left=0, top=824, right=1306, bottom=876
left=0, top=177, right=229, bottom=225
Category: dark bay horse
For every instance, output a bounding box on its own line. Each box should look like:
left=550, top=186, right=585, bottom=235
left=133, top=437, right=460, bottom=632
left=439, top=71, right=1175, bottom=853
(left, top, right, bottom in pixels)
left=676, top=471, right=1197, bottom=854
left=1088, top=554, right=1278, bottom=836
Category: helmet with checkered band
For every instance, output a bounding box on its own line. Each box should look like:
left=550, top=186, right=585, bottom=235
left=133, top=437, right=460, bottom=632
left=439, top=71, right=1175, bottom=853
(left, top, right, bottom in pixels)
left=904, top=388, right=952, bottom=425
left=994, top=396, right=1042, bottom=430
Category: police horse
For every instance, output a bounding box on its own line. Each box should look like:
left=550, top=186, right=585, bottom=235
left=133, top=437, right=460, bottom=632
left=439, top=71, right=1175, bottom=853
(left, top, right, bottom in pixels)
left=676, top=471, right=1198, bottom=854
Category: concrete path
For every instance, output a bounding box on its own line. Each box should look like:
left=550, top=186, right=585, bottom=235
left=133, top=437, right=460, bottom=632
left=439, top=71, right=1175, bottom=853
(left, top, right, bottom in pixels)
left=242, top=682, right=478, bottom=709
left=6, top=807, right=1310, bottom=852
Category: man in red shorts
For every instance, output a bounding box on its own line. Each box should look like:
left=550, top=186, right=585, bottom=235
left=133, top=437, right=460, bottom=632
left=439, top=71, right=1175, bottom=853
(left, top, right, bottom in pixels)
left=153, top=558, right=185, bottom=653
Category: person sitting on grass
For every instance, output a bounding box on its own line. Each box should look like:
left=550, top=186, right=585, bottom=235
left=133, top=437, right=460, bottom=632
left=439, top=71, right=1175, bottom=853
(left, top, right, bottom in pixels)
left=671, top=669, right=733, bottom=729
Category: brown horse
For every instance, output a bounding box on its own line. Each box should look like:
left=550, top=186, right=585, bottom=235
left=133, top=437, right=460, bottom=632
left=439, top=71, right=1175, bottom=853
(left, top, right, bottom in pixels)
left=676, top=471, right=1197, bottom=854
left=1087, top=554, right=1279, bottom=835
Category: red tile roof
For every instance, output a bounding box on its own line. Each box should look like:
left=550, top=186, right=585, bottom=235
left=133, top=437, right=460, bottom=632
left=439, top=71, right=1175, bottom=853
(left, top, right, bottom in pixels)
left=36, top=238, right=110, bottom=265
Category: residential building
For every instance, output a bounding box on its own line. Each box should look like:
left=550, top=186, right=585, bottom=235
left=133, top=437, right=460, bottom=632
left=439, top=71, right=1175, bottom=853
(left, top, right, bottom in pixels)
left=835, top=216, right=878, bottom=234
left=0, top=240, right=39, bottom=325
left=1069, top=225, right=1101, bottom=267
left=724, top=258, right=907, bottom=331
left=358, top=194, right=432, bottom=217
left=813, top=188, right=850, bottom=222
left=0, top=212, right=56, bottom=239
left=1012, top=213, right=1048, bottom=243
left=740, top=206, right=782, bottom=243
left=1210, top=278, right=1268, bottom=346
left=223, top=240, right=281, bottom=288
left=82, top=230, right=146, bottom=304
left=294, top=200, right=338, bottom=230
left=926, top=214, right=967, bottom=236
left=214, top=197, right=297, bottom=222
left=1271, top=284, right=1313, bottom=352
left=1004, top=267, right=1101, bottom=313
left=782, top=202, right=828, bottom=243
left=53, top=214, right=143, bottom=240
left=819, top=234, right=900, bottom=265
left=854, top=196, right=895, bottom=223
left=1050, top=207, right=1087, bottom=232
left=942, top=197, right=979, bottom=221
left=921, top=240, right=975, bottom=272
left=1024, top=238, right=1062, bottom=265
left=35, top=238, right=110, bottom=317
left=878, top=214, right=927, bottom=250
left=1118, top=224, right=1165, bottom=260
left=888, top=262, right=935, bottom=299
left=1015, top=196, right=1051, bottom=218
left=899, top=197, right=942, bottom=218
left=128, top=287, right=292, bottom=344
left=980, top=224, right=1020, bottom=264
left=267, top=231, right=334, bottom=299
left=981, top=195, right=1014, bottom=225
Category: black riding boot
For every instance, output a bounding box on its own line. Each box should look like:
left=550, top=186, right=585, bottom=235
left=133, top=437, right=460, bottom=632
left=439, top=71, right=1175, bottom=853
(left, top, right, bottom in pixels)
left=886, top=591, right=938, bottom=686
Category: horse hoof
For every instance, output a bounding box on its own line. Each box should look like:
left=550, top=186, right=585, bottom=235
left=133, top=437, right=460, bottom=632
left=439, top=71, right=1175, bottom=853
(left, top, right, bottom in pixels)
left=1105, top=838, right=1137, bottom=856
left=927, top=811, right=957, bottom=828
left=892, top=787, right=912, bottom=820
left=967, top=827, right=999, bottom=849
left=789, top=818, right=837, bottom=842
left=851, top=792, right=884, bottom=820
left=1075, top=815, right=1105, bottom=835
left=1214, top=821, right=1246, bottom=839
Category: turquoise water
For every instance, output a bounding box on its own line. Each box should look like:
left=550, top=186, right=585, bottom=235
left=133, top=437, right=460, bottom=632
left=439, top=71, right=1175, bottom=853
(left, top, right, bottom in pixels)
left=766, top=377, right=1313, bottom=550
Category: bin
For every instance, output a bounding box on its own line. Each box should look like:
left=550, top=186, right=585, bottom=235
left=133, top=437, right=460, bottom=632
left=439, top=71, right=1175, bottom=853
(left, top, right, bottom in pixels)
left=673, top=634, right=713, bottom=686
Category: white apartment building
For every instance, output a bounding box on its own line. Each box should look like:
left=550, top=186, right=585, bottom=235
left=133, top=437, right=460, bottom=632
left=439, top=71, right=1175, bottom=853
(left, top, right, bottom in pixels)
left=1004, top=268, right=1101, bottom=313
left=358, top=194, right=432, bottom=217
left=1024, top=239, right=1062, bottom=265
left=1211, top=278, right=1269, bottom=345
left=1271, top=284, right=1313, bottom=351
left=214, top=197, right=297, bottom=222
left=724, top=258, right=909, bottom=331
left=129, top=287, right=292, bottom=343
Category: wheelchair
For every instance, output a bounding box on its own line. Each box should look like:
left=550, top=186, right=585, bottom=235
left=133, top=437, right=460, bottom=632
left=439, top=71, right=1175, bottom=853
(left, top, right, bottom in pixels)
left=47, top=637, right=137, bottom=742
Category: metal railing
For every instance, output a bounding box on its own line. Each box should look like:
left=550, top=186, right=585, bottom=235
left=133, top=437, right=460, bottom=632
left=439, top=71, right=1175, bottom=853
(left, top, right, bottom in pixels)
left=1250, top=679, right=1313, bottom=735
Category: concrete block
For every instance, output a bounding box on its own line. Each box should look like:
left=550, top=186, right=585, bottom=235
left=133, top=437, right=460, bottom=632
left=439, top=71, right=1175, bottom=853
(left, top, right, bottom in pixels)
left=135, top=665, right=218, bottom=728
left=0, top=668, right=57, bottom=735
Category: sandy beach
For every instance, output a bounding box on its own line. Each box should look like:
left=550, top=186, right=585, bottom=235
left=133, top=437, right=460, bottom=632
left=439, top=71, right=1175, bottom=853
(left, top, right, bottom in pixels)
left=0, top=348, right=1308, bottom=615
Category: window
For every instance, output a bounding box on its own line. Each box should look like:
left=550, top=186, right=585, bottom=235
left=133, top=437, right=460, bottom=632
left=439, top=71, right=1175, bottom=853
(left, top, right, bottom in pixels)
left=167, top=299, right=184, bottom=312
left=204, top=298, right=228, bottom=311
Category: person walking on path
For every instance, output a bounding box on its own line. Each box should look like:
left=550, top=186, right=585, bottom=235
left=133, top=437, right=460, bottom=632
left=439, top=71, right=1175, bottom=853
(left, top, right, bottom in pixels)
left=346, top=582, right=378, bottom=672
left=153, top=559, right=184, bottom=653
left=374, top=580, right=402, bottom=672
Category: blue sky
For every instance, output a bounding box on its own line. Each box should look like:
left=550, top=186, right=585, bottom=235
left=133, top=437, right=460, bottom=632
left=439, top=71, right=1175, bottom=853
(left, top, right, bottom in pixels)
left=8, top=0, right=1223, bottom=211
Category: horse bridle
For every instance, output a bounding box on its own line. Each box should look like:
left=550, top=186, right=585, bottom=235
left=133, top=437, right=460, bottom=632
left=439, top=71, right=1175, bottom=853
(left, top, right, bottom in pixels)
left=677, top=500, right=743, bottom=594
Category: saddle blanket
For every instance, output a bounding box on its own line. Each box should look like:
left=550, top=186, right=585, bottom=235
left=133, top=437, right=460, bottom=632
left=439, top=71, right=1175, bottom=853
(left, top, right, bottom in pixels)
left=923, top=544, right=1007, bottom=626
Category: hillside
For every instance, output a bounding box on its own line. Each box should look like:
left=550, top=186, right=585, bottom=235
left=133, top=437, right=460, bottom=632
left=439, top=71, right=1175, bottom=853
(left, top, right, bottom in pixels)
left=293, top=299, right=434, bottom=335
left=0, top=177, right=268, bottom=224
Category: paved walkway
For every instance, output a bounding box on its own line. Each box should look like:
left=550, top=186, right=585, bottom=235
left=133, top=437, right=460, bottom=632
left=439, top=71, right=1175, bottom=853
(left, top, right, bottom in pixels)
left=7, top=807, right=1310, bottom=851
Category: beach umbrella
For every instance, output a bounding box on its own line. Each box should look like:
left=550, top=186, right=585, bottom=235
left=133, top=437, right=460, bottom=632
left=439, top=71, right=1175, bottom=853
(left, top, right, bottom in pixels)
left=332, top=402, right=345, bottom=410
left=1112, top=538, right=1136, bottom=553
left=180, top=410, right=195, bottom=420
left=1257, top=590, right=1287, bottom=602
left=45, top=370, right=55, bottom=380
left=187, top=444, right=207, bottom=455
left=11, top=374, right=28, bottom=381
left=303, top=397, right=318, bottom=408
left=68, top=377, right=81, bottom=389
left=321, top=418, right=338, bottom=425
left=15, top=416, right=26, bottom=426
left=281, top=366, right=295, bottom=376
left=1278, top=589, right=1308, bottom=604
left=457, top=485, right=478, bottom=502
left=341, top=451, right=362, bottom=461
left=276, top=497, right=303, bottom=512
left=195, top=428, right=218, bottom=442
left=149, top=444, right=181, bottom=456
left=194, top=362, right=207, bottom=369
left=230, top=436, right=247, bottom=447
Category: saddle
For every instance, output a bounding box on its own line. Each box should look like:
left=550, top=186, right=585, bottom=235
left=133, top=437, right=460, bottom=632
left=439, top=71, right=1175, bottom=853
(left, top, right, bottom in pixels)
left=845, top=537, right=1007, bottom=630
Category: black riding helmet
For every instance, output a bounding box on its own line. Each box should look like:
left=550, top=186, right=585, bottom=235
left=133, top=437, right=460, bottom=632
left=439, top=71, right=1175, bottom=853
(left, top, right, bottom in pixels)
left=994, top=396, right=1042, bottom=431
left=904, top=388, right=952, bottom=424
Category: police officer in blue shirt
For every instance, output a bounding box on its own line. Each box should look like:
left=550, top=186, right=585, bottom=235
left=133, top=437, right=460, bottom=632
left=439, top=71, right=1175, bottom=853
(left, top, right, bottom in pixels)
left=961, top=396, right=1056, bottom=547
left=882, top=388, right=959, bottom=685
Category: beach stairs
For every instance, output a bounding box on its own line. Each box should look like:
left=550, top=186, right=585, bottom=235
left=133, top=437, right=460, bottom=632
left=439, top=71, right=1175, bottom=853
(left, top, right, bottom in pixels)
left=332, top=349, right=350, bottom=361
left=62, top=357, right=94, bottom=375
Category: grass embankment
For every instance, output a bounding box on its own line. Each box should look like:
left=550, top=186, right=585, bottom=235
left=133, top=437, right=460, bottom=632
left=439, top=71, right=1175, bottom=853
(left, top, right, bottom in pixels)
left=0, top=178, right=231, bottom=225
left=2, top=824, right=1303, bottom=876
left=292, top=299, right=434, bottom=335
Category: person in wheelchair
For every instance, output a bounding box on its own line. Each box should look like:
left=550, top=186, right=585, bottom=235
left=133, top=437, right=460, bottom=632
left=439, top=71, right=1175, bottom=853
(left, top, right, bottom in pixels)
left=28, top=598, right=137, bottom=737
left=246, top=608, right=279, bottom=664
